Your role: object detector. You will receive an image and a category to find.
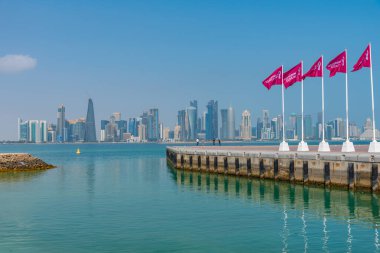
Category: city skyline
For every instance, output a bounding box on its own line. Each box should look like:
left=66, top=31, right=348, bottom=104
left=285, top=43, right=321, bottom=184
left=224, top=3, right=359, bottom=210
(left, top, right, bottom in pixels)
left=1, top=1, right=380, bottom=140
left=15, top=97, right=380, bottom=143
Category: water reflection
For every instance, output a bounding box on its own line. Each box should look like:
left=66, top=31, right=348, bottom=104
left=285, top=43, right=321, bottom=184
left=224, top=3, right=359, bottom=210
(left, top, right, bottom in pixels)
left=0, top=170, right=46, bottom=183
left=169, top=168, right=380, bottom=225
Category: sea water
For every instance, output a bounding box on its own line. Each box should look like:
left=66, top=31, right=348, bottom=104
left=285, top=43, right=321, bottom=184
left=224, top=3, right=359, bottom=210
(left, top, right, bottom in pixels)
left=0, top=143, right=379, bottom=252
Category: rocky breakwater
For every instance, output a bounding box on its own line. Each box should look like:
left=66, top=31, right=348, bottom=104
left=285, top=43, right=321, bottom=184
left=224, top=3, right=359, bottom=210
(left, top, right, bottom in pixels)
left=0, top=153, right=54, bottom=172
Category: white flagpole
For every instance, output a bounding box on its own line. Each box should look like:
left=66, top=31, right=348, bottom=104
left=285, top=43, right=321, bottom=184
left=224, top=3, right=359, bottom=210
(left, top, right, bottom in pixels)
left=318, top=56, right=330, bottom=152
left=322, top=56, right=325, bottom=142
left=282, top=65, right=285, bottom=143
left=371, top=43, right=376, bottom=141
left=298, top=61, right=309, bottom=151
left=280, top=65, right=289, bottom=151
left=342, top=49, right=355, bottom=152
left=368, top=43, right=380, bottom=152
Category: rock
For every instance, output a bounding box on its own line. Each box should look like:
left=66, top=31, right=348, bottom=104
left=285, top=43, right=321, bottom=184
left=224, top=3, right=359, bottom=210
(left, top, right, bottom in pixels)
left=0, top=153, right=55, bottom=171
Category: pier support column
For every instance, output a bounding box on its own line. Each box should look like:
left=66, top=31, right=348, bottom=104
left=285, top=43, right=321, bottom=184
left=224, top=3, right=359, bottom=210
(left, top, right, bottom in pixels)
left=262, top=158, right=275, bottom=179
left=278, top=159, right=291, bottom=181
left=330, top=161, right=349, bottom=188
left=355, top=162, right=372, bottom=190
left=251, top=158, right=261, bottom=177
left=227, top=157, right=237, bottom=175
left=307, top=160, right=325, bottom=185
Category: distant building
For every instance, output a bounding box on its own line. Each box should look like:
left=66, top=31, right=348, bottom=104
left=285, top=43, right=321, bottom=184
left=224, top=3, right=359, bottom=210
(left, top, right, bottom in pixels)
left=240, top=110, right=252, bottom=140
left=138, top=123, right=146, bottom=142
left=177, top=110, right=186, bottom=141
left=84, top=98, right=97, bottom=142
left=18, top=118, right=29, bottom=142
left=186, top=106, right=197, bottom=140
left=221, top=107, right=235, bottom=140
left=105, top=116, right=118, bottom=142
left=206, top=100, right=218, bottom=140
left=128, top=118, right=138, bottom=137
left=56, top=105, right=66, bottom=142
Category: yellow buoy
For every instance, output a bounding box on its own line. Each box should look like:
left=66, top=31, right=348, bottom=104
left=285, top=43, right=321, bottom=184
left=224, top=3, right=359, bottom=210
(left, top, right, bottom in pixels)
left=76, top=148, right=81, bottom=155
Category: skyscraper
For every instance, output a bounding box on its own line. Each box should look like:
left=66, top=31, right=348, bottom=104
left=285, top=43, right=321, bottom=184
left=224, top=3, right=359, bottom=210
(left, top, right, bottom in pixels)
left=186, top=106, right=197, bottom=140
left=56, top=105, right=65, bottom=142
left=220, top=109, right=228, bottom=140
left=220, top=106, right=235, bottom=140
left=227, top=106, right=235, bottom=140
left=177, top=110, right=186, bottom=141
left=84, top=98, right=97, bottom=142
left=148, top=108, right=159, bottom=141
left=190, top=100, right=198, bottom=134
left=240, top=110, right=252, bottom=140
left=206, top=100, right=218, bottom=140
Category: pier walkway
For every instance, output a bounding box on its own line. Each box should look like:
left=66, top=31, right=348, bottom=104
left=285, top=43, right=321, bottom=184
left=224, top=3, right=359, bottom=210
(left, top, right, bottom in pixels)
left=166, top=145, right=380, bottom=192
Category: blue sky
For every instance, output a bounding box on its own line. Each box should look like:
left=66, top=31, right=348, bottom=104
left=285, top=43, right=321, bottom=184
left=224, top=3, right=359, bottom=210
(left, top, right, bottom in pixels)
left=1, top=0, right=380, bottom=140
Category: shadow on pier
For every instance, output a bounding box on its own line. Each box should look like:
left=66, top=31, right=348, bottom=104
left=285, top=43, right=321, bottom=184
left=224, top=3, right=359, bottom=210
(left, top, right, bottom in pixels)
left=168, top=166, right=380, bottom=226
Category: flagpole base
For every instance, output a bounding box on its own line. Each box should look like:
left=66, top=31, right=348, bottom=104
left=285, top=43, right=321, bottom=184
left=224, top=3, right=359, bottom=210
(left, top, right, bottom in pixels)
left=279, top=141, right=290, bottom=152
left=368, top=140, right=380, bottom=153
left=341, top=140, right=355, bottom=153
left=297, top=141, right=309, bottom=151
left=318, top=140, right=330, bottom=152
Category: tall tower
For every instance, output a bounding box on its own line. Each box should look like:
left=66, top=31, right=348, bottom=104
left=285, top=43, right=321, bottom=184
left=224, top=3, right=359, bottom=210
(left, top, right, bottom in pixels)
left=206, top=100, right=218, bottom=140
left=57, top=105, right=65, bottom=142
left=240, top=110, right=252, bottom=140
left=84, top=98, right=97, bottom=142
left=227, top=106, right=235, bottom=140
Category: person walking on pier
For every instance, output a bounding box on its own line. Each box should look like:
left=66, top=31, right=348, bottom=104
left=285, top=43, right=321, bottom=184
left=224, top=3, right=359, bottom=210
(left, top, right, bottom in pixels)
left=212, top=139, right=215, bottom=145
left=196, top=139, right=199, bottom=146
left=218, top=139, right=221, bottom=146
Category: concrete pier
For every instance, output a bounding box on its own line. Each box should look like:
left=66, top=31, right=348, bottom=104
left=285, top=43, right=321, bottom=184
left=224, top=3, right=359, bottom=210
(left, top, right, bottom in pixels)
left=166, top=146, right=380, bottom=192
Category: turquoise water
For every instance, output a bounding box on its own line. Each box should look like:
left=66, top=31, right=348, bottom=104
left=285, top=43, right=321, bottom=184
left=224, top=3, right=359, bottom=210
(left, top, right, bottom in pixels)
left=0, top=144, right=379, bottom=252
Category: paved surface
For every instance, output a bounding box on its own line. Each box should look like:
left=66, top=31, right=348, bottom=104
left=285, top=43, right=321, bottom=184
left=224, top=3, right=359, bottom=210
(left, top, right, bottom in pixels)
left=175, top=145, right=371, bottom=153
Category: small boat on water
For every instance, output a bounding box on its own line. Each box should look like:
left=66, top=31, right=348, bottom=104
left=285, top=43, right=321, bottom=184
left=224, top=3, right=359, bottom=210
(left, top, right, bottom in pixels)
left=76, top=148, right=81, bottom=155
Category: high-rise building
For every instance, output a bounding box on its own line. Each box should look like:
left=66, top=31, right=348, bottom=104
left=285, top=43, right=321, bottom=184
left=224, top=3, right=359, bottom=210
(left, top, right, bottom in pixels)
left=47, top=123, right=56, bottom=143
left=18, top=118, right=29, bottom=142
left=100, top=120, right=109, bottom=142
left=128, top=118, right=138, bottom=136
left=201, top=112, right=207, bottom=132
left=334, top=118, right=344, bottom=138
left=256, top=118, right=263, bottom=140
left=240, top=110, right=252, bottom=140
left=56, top=105, right=66, bottom=142
left=177, top=110, right=186, bottom=141
left=186, top=106, right=197, bottom=140
left=39, top=120, right=48, bottom=143
left=271, top=117, right=278, bottom=139
left=206, top=100, right=218, bottom=140
left=190, top=100, right=198, bottom=133
left=116, top=120, right=128, bottom=141
left=84, top=98, right=97, bottom=142
left=147, top=108, right=159, bottom=141
left=29, top=120, right=40, bottom=143
left=227, top=106, right=235, bottom=140
left=105, top=115, right=118, bottom=142
left=68, top=118, right=86, bottom=142
left=220, top=109, right=228, bottom=140
left=304, top=115, right=313, bottom=139
left=220, top=106, right=235, bottom=140
left=262, top=110, right=270, bottom=128
left=138, top=123, right=146, bottom=141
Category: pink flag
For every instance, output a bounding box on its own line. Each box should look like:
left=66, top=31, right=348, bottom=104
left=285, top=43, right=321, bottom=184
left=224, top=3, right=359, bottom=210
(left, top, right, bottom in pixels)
left=283, top=63, right=302, bottom=88
left=326, top=51, right=346, bottom=77
left=352, top=44, right=371, bottom=72
left=303, top=57, right=322, bottom=79
left=262, top=66, right=282, bottom=90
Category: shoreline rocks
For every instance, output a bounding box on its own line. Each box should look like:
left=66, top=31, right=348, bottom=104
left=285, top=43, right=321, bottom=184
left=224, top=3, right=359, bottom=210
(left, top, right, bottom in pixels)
left=0, top=153, right=54, bottom=172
